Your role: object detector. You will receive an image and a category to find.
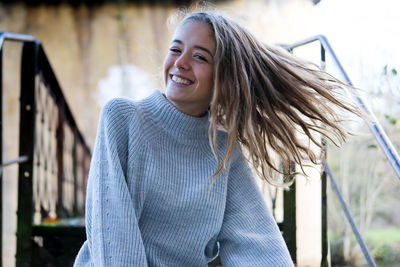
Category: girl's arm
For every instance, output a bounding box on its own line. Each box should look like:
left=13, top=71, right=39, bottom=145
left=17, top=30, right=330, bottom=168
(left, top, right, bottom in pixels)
left=217, top=151, right=294, bottom=267
left=75, top=99, right=148, bottom=267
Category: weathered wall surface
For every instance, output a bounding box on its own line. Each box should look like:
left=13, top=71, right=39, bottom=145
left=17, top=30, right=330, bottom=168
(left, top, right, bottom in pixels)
left=1, top=0, right=315, bottom=143
left=1, top=3, right=177, bottom=143
left=1, top=0, right=319, bottom=265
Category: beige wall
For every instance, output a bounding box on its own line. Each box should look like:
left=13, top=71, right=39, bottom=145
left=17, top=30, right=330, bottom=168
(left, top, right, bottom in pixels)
left=1, top=0, right=321, bottom=265
left=1, top=0, right=316, bottom=144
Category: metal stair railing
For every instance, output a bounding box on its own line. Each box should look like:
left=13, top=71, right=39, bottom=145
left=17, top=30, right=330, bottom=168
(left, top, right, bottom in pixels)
left=282, top=35, right=400, bottom=179
left=325, top=165, right=377, bottom=267
left=282, top=34, right=400, bottom=267
left=0, top=32, right=91, bottom=267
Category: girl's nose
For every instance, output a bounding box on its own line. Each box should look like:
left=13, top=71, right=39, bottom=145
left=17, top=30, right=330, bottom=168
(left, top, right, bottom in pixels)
left=175, top=54, right=190, bottom=70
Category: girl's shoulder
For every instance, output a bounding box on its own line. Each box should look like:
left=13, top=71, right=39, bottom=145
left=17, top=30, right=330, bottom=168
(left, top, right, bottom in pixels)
left=98, top=97, right=147, bottom=140
left=101, top=97, right=138, bottom=117
left=100, top=97, right=145, bottom=126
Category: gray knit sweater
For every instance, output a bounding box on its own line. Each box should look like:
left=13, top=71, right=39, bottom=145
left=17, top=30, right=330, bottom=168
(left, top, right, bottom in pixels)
left=74, top=90, right=293, bottom=267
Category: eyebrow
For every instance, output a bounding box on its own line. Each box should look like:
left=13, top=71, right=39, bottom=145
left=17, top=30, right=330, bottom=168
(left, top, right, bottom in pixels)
left=171, top=39, right=214, bottom=58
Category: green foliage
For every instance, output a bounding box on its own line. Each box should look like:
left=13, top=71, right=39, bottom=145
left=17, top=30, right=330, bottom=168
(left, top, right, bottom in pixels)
left=366, top=228, right=400, bottom=244
left=383, top=65, right=397, bottom=76
left=367, top=144, right=377, bottom=149
left=327, top=62, right=400, bottom=265
left=384, top=114, right=397, bottom=125
left=330, top=229, right=400, bottom=265
left=373, top=243, right=400, bottom=264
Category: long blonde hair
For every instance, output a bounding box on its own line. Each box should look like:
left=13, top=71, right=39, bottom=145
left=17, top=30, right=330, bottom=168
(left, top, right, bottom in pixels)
left=180, top=11, right=361, bottom=185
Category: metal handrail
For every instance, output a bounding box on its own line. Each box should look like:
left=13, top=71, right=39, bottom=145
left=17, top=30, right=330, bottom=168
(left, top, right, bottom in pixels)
left=1, top=156, right=29, bottom=167
left=326, top=165, right=377, bottom=267
left=0, top=32, right=35, bottom=48
left=282, top=34, right=400, bottom=180
left=282, top=34, right=386, bottom=267
left=0, top=32, right=91, bottom=154
left=1, top=32, right=92, bottom=267
left=0, top=32, right=36, bottom=267
left=0, top=156, right=29, bottom=175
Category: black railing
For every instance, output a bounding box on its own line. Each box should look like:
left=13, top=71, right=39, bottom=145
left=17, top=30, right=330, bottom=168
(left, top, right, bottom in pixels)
left=0, top=32, right=91, bottom=267
left=282, top=34, right=400, bottom=267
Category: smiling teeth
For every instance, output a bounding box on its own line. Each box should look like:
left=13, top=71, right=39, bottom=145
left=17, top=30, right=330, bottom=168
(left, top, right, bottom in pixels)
left=172, top=75, right=191, bottom=85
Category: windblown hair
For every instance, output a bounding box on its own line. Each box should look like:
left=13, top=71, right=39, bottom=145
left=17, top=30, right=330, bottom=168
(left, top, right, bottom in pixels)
left=181, top=11, right=361, bottom=185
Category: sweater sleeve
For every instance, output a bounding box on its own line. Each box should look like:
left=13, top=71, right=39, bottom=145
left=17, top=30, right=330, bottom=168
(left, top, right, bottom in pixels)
left=74, top=99, right=148, bottom=267
left=217, top=151, right=294, bottom=267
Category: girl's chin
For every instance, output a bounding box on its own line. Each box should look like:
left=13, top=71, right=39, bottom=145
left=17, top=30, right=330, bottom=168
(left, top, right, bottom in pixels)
left=166, top=88, right=187, bottom=101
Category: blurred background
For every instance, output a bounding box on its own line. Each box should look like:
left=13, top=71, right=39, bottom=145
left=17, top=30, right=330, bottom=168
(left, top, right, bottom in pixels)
left=1, top=0, right=399, bottom=266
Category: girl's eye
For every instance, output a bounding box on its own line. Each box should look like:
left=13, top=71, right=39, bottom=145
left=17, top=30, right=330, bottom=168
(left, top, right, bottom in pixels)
left=194, top=54, right=208, bottom=62
left=169, top=48, right=181, bottom=53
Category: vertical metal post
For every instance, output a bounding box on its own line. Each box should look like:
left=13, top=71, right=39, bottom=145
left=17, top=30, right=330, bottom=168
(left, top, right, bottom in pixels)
left=280, top=48, right=297, bottom=264
left=321, top=140, right=328, bottom=267
left=320, top=44, right=329, bottom=267
left=16, top=41, right=37, bottom=267
left=73, top=133, right=78, bottom=216
left=0, top=43, right=3, bottom=267
left=56, top=108, right=64, bottom=216
left=283, top=162, right=296, bottom=264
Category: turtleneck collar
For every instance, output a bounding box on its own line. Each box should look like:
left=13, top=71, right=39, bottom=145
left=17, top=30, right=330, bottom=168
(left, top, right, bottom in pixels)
left=139, top=90, right=210, bottom=140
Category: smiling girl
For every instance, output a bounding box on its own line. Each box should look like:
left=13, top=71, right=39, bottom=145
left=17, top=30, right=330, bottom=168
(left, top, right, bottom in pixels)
left=74, top=10, right=360, bottom=267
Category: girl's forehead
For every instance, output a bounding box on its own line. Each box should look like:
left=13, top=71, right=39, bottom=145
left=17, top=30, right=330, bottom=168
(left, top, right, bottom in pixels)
left=174, top=20, right=212, bottom=36
left=172, top=21, right=215, bottom=49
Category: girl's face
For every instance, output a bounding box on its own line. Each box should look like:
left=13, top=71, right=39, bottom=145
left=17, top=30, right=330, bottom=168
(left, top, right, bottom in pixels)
left=163, top=21, right=216, bottom=117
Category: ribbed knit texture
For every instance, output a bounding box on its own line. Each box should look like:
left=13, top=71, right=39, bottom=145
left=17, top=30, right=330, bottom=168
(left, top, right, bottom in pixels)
left=74, top=90, right=293, bottom=267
